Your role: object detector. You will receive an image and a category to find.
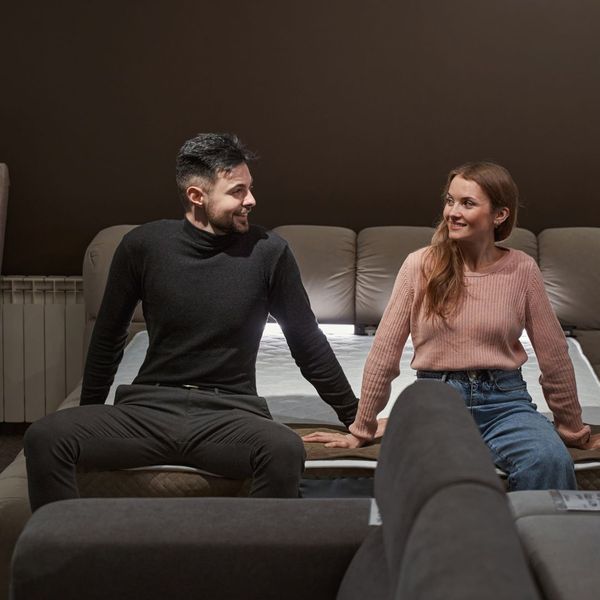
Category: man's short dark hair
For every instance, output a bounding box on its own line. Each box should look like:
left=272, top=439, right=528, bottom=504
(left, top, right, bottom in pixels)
left=175, top=133, right=256, bottom=207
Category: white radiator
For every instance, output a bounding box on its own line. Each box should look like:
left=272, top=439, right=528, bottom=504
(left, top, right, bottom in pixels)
left=0, top=277, right=84, bottom=422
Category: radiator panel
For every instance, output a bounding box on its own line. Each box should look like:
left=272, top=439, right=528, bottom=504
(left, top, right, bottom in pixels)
left=0, top=277, right=84, bottom=422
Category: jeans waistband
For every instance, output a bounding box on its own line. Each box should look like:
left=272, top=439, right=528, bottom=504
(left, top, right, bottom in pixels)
left=416, top=369, right=520, bottom=383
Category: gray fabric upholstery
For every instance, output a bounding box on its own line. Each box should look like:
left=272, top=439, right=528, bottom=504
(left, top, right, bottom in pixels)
left=339, top=381, right=541, bottom=600
left=336, top=528, right=389, bottom=599
left=509, top=491, right=600, bottom=600
left=516, top=514, right=600, bottom=600
left=509, top=490, right=561, bottom=518
left=10, top=498, right=371, bottom=600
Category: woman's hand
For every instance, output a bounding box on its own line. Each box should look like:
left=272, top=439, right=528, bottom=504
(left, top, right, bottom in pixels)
left=375, top=418, right=388, bottom=438
left=580, top=433, right=600, bottom=450
left=301, top=431, right=364, bottom=449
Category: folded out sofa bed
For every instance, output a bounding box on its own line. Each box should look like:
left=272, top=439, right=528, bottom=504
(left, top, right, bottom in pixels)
left=1, top=224, right=600, bottom=598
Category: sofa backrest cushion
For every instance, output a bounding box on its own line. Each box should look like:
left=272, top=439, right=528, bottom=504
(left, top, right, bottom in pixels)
left=538, top=227, right=600, bottom=330
left=82, top=225, right=140, bottom=352
left=355, top=226, right=435, bottom=326
left=85, top=223, right=589, bottom=353
left=82, top=224, right=358, bottom=353
left=272, top=225, right=356, bottom=323
left=0, top=163, right=8, bottom=273
left=354, top=226, right=537, bottom=326
left=500, top=227, right=538, bottom=261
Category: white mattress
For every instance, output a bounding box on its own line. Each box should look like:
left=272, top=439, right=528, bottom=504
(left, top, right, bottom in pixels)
left=108, top=323, right=600, bottom=426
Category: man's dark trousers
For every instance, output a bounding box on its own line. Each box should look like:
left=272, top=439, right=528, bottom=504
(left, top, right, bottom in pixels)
left=24, top=385, right=306, bottom=511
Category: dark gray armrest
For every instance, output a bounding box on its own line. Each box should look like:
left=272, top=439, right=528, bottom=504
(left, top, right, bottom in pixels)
left=11, top=497, right=371, bottom=600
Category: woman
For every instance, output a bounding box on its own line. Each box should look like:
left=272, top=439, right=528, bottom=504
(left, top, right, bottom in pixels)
left=304, top=161, right=600, bottom=490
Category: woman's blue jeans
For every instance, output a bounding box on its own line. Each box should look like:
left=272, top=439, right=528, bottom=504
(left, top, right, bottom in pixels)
left=416, top=369, right=577, bottom=491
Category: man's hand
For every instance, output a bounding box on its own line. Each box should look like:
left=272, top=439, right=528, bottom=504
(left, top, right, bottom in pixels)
left=302, top=431, right=364, bottom=449
left=579, top=432, right=600, bottom=450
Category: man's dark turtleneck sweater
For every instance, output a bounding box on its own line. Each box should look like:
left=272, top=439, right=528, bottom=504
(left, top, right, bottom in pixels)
left=80, top=219, right=358, bottom=427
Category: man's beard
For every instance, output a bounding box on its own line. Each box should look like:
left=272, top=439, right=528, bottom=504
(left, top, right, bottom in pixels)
left=206, top=209, right=250, bottom=235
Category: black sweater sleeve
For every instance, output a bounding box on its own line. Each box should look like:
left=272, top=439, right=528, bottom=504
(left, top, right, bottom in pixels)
left=268, top=246, right=358, bottom=427
left=80, top=239, right=141, bottom=405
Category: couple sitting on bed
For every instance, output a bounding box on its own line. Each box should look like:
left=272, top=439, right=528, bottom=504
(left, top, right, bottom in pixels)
left=24, top=133, right=600, bottom=511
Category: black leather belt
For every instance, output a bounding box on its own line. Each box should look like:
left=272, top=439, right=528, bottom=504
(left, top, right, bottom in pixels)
left=417, top=370, right=494, bottom=382
left=154, top=383, right=204, bottom=390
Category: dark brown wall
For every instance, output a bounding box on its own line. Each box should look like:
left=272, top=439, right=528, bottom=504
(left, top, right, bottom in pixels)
left=1, top=1, right=599, bottom=274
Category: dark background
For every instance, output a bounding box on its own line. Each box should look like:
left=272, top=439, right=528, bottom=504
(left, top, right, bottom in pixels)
left=1, top=0, right=599, bottom=275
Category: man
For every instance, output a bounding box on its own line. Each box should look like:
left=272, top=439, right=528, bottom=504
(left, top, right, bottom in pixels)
left=24, top=133, right=359, bottom=510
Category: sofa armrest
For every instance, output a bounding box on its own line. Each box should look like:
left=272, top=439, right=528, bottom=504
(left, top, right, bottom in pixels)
left=11, top=497, right=371, bottom=600
left=0, top=453, right=31, bottom=600
left=510, top=491, right=600, bottom=600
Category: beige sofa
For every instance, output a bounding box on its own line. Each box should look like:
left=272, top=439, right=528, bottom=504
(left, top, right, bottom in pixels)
left=1, top=224, right=600, bottom=597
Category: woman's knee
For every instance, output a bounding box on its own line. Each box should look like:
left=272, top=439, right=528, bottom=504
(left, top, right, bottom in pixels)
left=509, top=441, right=575, bottom=490
left=533, top=442, right=573, bottom=473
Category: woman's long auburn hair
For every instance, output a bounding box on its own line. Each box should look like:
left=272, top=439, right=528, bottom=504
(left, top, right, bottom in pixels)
left=423, top=161, right=519, bottom=320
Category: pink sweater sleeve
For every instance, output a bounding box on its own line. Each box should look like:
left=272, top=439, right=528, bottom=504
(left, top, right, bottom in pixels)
left=525, top=262, right=591, bottom=447
left=349, top=256, right=414, bottom=441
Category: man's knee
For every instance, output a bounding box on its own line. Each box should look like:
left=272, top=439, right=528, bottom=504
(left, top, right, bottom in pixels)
left=24, top=413, right=77, bottom=461
left=270, top=426, right=306, bottom=466
left=24, top=417, right=54, bottom=456
left=255, top=425, right=305, bottom=472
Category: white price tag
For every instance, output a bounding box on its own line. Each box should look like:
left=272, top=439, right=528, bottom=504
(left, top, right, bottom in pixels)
left=551, top=490, right=600, bottom=511
left=369, top=499, right=382, bottom=525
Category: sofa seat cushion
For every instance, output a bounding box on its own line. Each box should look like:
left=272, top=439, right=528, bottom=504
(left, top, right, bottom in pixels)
left=515, top=513, right=600, bottom=600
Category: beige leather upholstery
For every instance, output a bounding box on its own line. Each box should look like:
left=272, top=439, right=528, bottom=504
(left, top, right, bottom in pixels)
left=354, top=226, right=537, bottom=326
left=538, top=228, right=600, bottom=329
left=273, top=225, right=356, bottom=323
left=82, top=225, right=141, bottom=353
left=538, top=228, right=600, bottom=375
left=79, top=222, right=599, bottom=369
left=355, top=226, right=435, bottom=325
left=501, top=227, right=538, bottom=261
left=0, top=164, right=9, bottom=272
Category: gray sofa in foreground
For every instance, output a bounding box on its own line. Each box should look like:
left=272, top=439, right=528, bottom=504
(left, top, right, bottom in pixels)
left=10, top=381, right=550, bottom=600
left=13, top=382, right=600, bottom=599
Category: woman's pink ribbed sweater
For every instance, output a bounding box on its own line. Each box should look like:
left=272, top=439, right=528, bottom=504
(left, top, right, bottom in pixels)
left=349, top=247, right=590, bottom=447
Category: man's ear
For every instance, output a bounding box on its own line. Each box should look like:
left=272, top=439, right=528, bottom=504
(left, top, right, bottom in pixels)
left=186, top=185, right=205, bottom=208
